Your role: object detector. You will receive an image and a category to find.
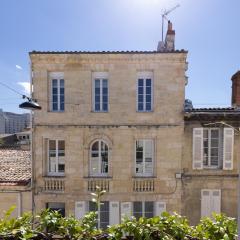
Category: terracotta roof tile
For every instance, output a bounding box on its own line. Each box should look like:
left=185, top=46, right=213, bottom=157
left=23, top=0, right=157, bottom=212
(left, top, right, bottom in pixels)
left=0, top=148, right=31, bottom=185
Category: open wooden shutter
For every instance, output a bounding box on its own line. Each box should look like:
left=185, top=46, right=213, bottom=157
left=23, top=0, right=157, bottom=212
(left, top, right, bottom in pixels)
left=155, top=202, right=166, bottom=216
left=121, top=202, right=131, bottom=221
left=75, top=201, right=86, bottom=219
left=110, top=202, right=120, bottom=225
left=193, top=128, right=203, bottom=169
left=223, top=128, right=234, bottom=170
left=211, top=190, right=221, bottom=214
left=201, top=190, right=211, bottom=217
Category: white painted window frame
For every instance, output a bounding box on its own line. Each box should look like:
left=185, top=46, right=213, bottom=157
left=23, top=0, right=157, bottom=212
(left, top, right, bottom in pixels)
left=133, top=201, right=154, bottom=218
left=136, top=72, right=153, bottom=112
left=203, top=128, right=220, bottom=169
left=90, top=139, right=109, bottom=177
left=47, top=139, right=65, bottom=176
left=135, top=139, right=154, bottom=177
left=50, top=72, right=64, bottom=112
left=92, top=72, right=109, bottom=112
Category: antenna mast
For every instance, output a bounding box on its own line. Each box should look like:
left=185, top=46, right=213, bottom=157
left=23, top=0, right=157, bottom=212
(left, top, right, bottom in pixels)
left=161, top=4, right=180, bottom=41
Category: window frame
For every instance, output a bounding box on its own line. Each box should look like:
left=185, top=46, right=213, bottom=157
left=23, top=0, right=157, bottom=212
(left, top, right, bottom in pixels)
left=203, top=128, right=221, bottom=169
left=89, top=201, right=109, bottom=229
left=49, top=72, right=64, bottom=112
left=92, top=72, right=109, bottom=112
left=135, top=139, right=154, bottom=177
left=136, top=72, right=153, bottom=112
left=89, top=139, right=109, bottom=177
left=133, top=201, right=154, bottom=219
left=47, top=139, right=65, bottom=176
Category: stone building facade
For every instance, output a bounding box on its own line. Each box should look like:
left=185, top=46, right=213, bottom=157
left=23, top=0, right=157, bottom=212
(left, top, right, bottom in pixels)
left=30, top=22, right=239, bottom=225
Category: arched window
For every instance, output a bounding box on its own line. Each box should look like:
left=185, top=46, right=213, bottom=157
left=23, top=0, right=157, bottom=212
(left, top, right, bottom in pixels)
left=90, top=140, right=108, bottom=176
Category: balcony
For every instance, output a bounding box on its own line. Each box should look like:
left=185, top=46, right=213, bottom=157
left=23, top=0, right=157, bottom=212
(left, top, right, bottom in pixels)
left=133, top=178, right=155, bottom=192
left=87, top=178, right=110, bottom=192
left=43, top=177, right=65, bottom=192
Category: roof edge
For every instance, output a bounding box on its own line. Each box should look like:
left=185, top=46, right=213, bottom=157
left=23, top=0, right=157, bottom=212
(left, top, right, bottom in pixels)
left=29, top=50, right=188, bottom=55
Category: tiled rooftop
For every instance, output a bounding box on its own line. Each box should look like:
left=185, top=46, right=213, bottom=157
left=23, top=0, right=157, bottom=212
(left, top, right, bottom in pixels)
left=0, top=148, right=31, bottom=185
left=29, top=50, right=187, bottom=54
left=188, top=107, right=239, bottom=112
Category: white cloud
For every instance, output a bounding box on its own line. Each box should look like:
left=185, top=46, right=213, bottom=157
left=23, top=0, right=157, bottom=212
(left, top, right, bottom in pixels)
left=18, top=82, right=30, bottom=94
left=16, top=65, right=22, bottom=70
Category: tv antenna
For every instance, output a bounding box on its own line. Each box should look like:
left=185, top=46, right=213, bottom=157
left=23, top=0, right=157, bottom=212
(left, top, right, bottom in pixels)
left=161, top=4, right=180, bottom=41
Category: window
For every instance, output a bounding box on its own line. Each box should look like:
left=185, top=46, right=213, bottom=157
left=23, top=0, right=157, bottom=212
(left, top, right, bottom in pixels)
left=89, top=201, right=109, bottom=229
left=93, top=73, right=108, bottom=112
left=133, top=201, right=154, bottom=219
left=46, top=202, right=65, bottom=217
left=137, top=72, right=153, bottom=112
left=193, top=128, right=234, bottom=170
left=50, top=73, right=64, bottom=111
left=90, top=140, right=108, bottom=176
left=203, top=129, right=220, bottom=168
left=201, top=189, right=221, bottom=218
left=135, top=140, right=154, bottom=176
left=48, top=140, right=65, bottom=176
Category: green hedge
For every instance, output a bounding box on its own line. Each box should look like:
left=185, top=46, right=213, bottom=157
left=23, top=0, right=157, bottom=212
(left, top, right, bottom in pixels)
left=0, top=207, right=237, bottom=240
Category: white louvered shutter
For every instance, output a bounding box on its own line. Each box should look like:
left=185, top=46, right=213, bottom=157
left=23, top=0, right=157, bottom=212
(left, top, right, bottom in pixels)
left=121, top=202, right=131, bottom=221
left=223, top=128, right=234, bottom=170
left=193, top=128, right=203, bottom=169
left=155, top=202, right=166, bottom=216
left=75, top=201, right=86, bottom=219
left=110, top=202, right=120, bottom=225
left=201, top=190, right=211, bottom=217
left=211, top=190, right=221, bottom=214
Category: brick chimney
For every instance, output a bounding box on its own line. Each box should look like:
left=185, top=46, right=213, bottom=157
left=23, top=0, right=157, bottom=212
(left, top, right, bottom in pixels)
left=157, top=20, right=175, bottom=52
left=231, top=71, right=240, bottom=107
left=165, top=21, right=175, bottom=51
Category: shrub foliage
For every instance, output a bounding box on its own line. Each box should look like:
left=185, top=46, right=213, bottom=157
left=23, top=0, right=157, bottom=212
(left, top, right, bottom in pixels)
left=0, top=206, right=237, bottom=240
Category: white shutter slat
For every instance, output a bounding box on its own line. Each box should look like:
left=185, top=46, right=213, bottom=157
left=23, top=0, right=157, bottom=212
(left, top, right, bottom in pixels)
left=223, top=128, right=234, bottom=170
left=201, top=190, right=211, bottom=218
left=110, top=202, right=120, bottom=225
left=155, top=202, right=166, bottom=216
left=121, top=202, right=131, bottom=221
left=75, top=201, right=86, bottom=220
left=211, top=190, right=221, bottom=214
left=193, top=128, right=203, bottom=169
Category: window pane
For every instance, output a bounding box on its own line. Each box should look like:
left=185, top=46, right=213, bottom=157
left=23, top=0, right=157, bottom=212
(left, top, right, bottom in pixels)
left=138, top=87, right=143, bottom=94
left=138, top=79, right=144, bottom=86
left=95, top=104, right=100, bottom=111
left=58, top=141, right=65, bottom=156
left=52, top=103, right=58, bottom=111
left=95, top=79, right=100, bottom=88
left=146, top=94, right=151, bottom=102
left=146, top=103, right=152, bottom=111
left=60, top=88, right=64, bottom=94
left=100, top=201, right=109, bottom=229
left=95, top=96, right=100, bottom=103
left=138, top=103, right=143, bottom=111
left=103, top=104, right=108, bottom=111
left=53, top=95, right=58, bottom=102
left=60, top=79, right=64, bottom=87
left=102, top=79, right=108, bottom=88
left=52, top=79, right=58, bottom=87
left=146, top=87, right=151, bottom=95
left=92, top=142, right=99, bottom=151
left=146, top=79, right=151, bottom=86
left=133, top=202, right=142, bottom=212
left=103, top=95, right=108, bottom=102
left=60, top=103, right=64, bottom=111
left=89, top=201, right=97, bottom=212
left=138, top=95, right=143, bottom=102
left=95, top=88, right=100, bottom=94
left=133, top=202, right=142, bottom=220
left=52, top=88, right=58, bottom=94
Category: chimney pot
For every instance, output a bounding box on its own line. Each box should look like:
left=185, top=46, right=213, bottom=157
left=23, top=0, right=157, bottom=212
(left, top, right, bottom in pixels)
left=231, top=71, right=240, bottom=107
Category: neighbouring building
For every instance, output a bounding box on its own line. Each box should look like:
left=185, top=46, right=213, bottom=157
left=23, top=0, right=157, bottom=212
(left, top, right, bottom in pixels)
left=0, top=109, right=30, bottom=134
left=29, top=20, right=240, bottom=225
left=0, top=148, right=32, bottom=218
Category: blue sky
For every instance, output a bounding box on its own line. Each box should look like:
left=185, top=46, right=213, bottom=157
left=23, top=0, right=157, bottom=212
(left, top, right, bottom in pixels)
left=0, top=0, right=239, bottom=113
